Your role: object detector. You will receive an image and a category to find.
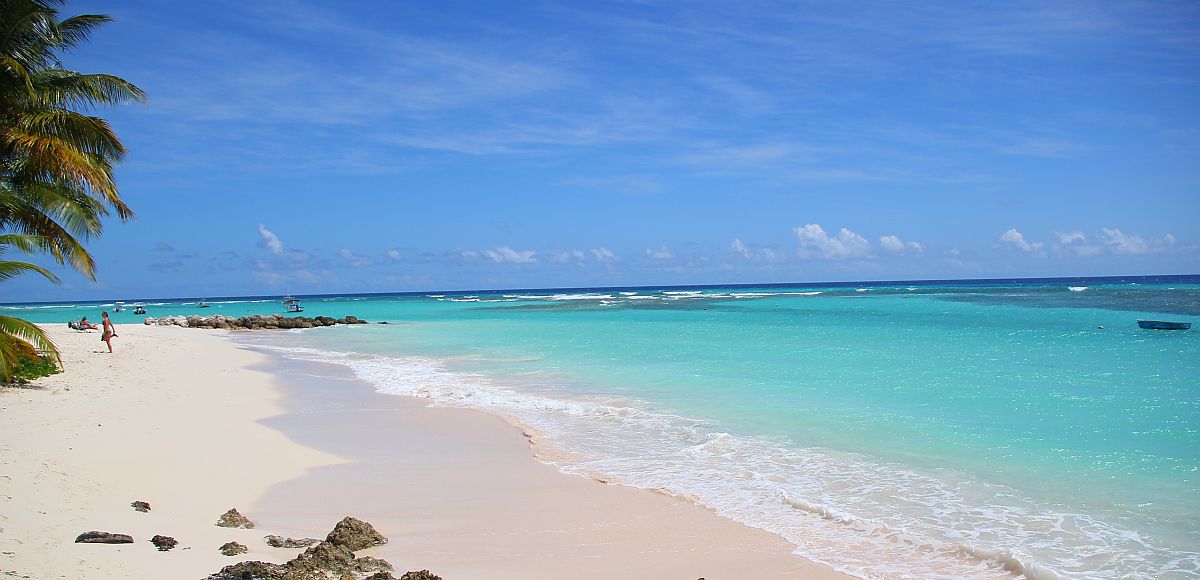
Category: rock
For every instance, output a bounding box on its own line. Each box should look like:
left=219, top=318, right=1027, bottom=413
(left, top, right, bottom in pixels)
left=285, top=541, right=356, bottom=576
left=325, top=516, right=387, bottom=551
left=216, top=508, right=254, bottom=529
left=75, top=531, right=134, bottom=544
left=355, top=555, right=394, bottom=575
left=131, top=500, right=151, bottom=512
left=204, top=560, right=285, bottom=580
left=220, top=541, right=248, bottom=556
left=400, top=571, right=443, bottom=580
left=150, top=535, right=178, bottom=551
left=263, top=535, right=319, bottom=548
left=366, top=573, right=397, bottom=580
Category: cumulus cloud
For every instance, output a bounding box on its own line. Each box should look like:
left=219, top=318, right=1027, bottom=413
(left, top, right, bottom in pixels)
left=879, top=235, right=923, bottom=254
left=998, top=228, right=1044, bottom=253
left=387, top=249, right=402, bottom=261
left=794, top=224, right=870, bottom=260
left=484, top=246, right=537, bottom=263
left=1099, top=228, right=1175, bottom=255
left=339, top=249, right=371, bottom=267
left=1056, top=231, right=1086, bottom=244
left=730, top=238, right=783, bottom=261
left=547, top=249, right=586, bottom=263
left=591, top=247, right=618, bottom=263
left=645, top=246, right=674, bottom=259
left=258, top=224, right=284, bottom=255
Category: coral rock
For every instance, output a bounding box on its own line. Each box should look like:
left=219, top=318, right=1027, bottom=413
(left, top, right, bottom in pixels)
left=204, top=560, right=285, bottom=579
left=150, top=535, right=177, bottom=551
left=130, top=500, right=151, bottom=513
left=216, top=508, right=254, bottom=529
left=75, top=531, right=134, bottom=544
left=264, top=534, right=320, bottom=548
left=220, top=541, right=248, bottom=556
left=325, top=516, right=387, bottom=552
left=400, top=571, right=443, bottom=580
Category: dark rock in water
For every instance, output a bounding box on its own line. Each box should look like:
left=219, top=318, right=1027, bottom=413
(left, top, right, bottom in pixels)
left=75, top=531, right=134, bottom=544
left=325, top=516, right=387, bottom=551
left=216, top=508, right=254, bottom=529
left=220, top=541, right=248, bottom=556
left=263, top=534, right=319, bottom=548
left=400, top=570, right=443, bottom=580
left=150, top=535, right=177, bottom=551
left=130, top=500, right=151, bottom=513
left=203, top=560, right=285, bottom=579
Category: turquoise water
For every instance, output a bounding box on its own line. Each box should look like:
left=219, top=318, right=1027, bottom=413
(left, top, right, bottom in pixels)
left=7, top=277, right=1200, bottom=578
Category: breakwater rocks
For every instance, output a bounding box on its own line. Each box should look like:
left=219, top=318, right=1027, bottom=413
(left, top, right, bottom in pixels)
left=144, top=314, right=370, bottom=330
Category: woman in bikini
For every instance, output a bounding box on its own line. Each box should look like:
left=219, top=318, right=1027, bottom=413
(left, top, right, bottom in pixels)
left=101, top=311, right=117, bottom=353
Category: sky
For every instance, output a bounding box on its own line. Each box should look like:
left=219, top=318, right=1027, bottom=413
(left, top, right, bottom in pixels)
left=6, top=0, right=1199, bottom=301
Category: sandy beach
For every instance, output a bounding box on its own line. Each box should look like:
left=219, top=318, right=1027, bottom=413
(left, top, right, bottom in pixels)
left=0, top=324, right=848, bottom=579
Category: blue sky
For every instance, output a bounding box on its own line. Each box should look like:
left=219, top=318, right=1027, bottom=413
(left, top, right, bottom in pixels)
left=8, top=0, right=1199, bottom=301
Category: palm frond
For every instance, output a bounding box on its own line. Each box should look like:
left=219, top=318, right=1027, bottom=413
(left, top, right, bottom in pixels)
left=0, top=257, right=59, bottom=283
left=0, top=315, right=60, bottom=383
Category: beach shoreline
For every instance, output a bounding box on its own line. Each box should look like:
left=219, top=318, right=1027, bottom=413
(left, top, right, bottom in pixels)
left=0, top=324, right=848, bottom=579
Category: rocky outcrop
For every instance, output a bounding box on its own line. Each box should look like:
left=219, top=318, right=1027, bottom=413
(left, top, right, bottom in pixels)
left=130, top=500, right=151, bottom=513
left=204, top=517, right=427, bottom=580
left=325, top=516, right=388, bottom=552
left=219, top=541, right=248, bottom=556
left=215, top=508, right=254, bottom=529
left=150, top=535, right=178, bottom=551
left=399, top=570, right=443, bottom=580
left=144, top=314, right=370, bottom=330
left=75, top=531, right=134, bottom=544
left=206, top=560, right=284, bottom=579
left=264, top=534, right=319, bottom=548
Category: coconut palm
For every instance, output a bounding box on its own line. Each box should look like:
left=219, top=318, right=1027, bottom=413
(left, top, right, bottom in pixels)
left=1, top=0, right=143, bottom=382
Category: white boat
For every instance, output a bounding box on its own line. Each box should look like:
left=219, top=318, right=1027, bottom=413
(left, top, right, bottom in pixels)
left=198, top=299, right=210, bottom=308
left=113, top=301, right=125, bottom=312
left=133, top=302, right=147, bottom=315
left=283, top=295, right=303, bottom=313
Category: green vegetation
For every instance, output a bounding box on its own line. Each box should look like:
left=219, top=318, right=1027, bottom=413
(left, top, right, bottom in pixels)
left=1, top=0, right=142, bottom=383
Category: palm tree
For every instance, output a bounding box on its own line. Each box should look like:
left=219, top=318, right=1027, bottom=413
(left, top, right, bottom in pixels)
left=1, top=0, right=143, bottom=382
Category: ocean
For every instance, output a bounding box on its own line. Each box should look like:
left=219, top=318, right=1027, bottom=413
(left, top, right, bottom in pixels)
left=7, top=275, right=1199, bottom=578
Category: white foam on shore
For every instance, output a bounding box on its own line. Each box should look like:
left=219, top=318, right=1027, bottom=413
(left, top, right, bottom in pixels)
left=246, top=340, right=1199, bottom=580
left=1068, top=286, right=1088, bottom=292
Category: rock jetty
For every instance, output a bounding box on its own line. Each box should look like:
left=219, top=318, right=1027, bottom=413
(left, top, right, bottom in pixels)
left=144, top=314, right=369, bottom=330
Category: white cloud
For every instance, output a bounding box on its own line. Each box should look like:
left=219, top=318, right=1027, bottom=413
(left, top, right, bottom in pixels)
left=386, top=249, right=402, bottom=261
left=879, top=235, right=924, bottom=254
left=645, top=246, right=674, bottom=259
left=339, top=249, right=371, bottom=267
left=999, top=228, right=1044, bottom=253
left=1099, top=228, right=1175, bottom=255
left=547, top=249, right=586, bottom=263
left=258, top=224, right=284, bottom=255
left=794, top=224, right=870, bottom=260
left=460, top=250, right=479, bottom=259
left=484, top=246, right=537, bottom=263
left=730, top=238, right=783, bottom=262
left=591, top=247, right=618, bottom=263
left=1056, top=231, right=1086, bottom=244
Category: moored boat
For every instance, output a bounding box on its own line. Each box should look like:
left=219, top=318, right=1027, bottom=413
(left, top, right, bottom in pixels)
left=1137, top=320, right=1191, bottom=330
left=283, top=295, right=303, bottom=313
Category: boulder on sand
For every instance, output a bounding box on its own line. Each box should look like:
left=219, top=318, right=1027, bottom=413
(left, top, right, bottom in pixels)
left=215, top=508, right=254, bottom=529
left=75, top=531, right=133, bottom=544
left=325, top=516, right=387, bottom=551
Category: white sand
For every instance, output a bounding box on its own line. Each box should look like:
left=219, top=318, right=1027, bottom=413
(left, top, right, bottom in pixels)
left=0, top=324, right=849, bottom=579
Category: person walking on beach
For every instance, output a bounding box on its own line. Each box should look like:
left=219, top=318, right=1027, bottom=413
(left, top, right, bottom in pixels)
left=100, top=311, right=117, bottom=353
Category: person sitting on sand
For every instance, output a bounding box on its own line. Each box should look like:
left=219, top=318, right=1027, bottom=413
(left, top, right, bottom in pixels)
left=100, top=311, right=117, bottom=353
left=79, top=316, right=98, bottom=330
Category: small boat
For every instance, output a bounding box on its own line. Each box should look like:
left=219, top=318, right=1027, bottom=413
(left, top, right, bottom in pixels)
left=113, top=301, right=125, bottom=312
left=133, top=302, right=147, bottom=315
left=1137, top=320, right=1191, bottom=330
left=283, top=295, right=303, bottom=313
left=198, top=299, right=210, bottom=308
